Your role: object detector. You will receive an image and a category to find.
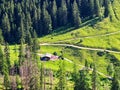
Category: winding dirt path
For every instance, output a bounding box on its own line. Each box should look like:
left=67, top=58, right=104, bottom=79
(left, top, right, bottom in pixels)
left=55, top=30, right=120, bottom=43
left=40, top=43, right=120, bottom=54
left=39, top=31, right=120, bottom=79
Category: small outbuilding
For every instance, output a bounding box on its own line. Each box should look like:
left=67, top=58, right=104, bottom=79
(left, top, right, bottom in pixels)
left=40, top=53, right=58, bottom=61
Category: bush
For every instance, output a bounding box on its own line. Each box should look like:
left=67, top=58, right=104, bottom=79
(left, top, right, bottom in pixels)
left=97, top=51, right=105, bottom=56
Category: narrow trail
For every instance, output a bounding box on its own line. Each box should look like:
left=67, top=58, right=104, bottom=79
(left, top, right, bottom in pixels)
left=64, top=58, right=112, bottom=79
left=40, top=43, right=120, bottom=54
left=38, top=31, right=120, bottom=79
left=55, top=30, right=120, bottom=43
left=37, top=53, right=112, bottom=79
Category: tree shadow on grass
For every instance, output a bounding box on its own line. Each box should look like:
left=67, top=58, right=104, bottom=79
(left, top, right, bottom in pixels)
left=52, top=17, right=101, bottom=36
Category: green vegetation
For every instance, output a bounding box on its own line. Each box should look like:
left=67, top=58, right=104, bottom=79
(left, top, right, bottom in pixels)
left=0, top=0, right=120, bottom=90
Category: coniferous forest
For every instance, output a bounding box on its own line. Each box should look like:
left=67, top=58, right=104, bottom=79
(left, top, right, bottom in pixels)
left=0, top=0, right=120, bottom=90
left=0, top=0, right=113, bottom=43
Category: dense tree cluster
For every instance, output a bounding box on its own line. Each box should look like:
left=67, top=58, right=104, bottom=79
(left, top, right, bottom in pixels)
left=0, top=0, right=114, bottom=43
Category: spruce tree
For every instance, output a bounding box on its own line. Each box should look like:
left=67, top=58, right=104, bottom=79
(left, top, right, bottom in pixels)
left=94, top=0, right=101, bottom=17
left=0, top=29, right=4, bottom=44
left=57, top=60, right=66, bottom=90
left=32, top=30, right=40, bottom=60
left=89, top=0, right=94, bottom=17
left=111, top=74, right=120, bottom=90
left=2, top=43, right=10, bottom=89
left=20, top=16, right=25, bottom=44
left=4, top=69, right=10, bottom=89
left=78, top=69, right=90, bottom=90
left=0, top=45, right=4, bottom=73
left=71, top=0, right=81, bottom=28
left=92, top=64, right=97, bottom=90
left=19, top=39, right=25, bottom=66
left=41, top=1, right=52, bottom=34
left=107, top=63, right=114, bottom=76
left=40, top=62, right=44, bottom=90
left=111, top=62, right=120, bottom=90
left=57, top=0, right=68, bottom=27
left=4, top=43, right=11, bottom=72
left=51, top=0, right=57, bottom=28
left=1, top=13, right=11, bottom=42
left=73, top=63, right=79, bottom=90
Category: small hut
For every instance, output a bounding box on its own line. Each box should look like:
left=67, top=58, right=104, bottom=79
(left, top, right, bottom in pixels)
left=40, top=53, right=58, bottom=61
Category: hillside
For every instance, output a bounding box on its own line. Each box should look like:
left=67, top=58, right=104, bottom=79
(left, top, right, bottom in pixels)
left=0, top=0, right=120, bottom=90
left=0, top=0, right=120, bottom=43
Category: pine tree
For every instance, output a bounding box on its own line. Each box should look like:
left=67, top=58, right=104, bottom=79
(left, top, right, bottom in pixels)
left=76, top=60, right=91, bottom=90
left=0, top=29, right=4, bottom=44
left=4, top=43, right=11, bottom=72
left=51, top=0, right=57, bottom=28
left=19, top=39, right=25, bottom=66
left=111, top=74, right=120, bottom=90
left=36, top=6, right=42, bottom=36
left=107, top=63, right=114, bottom=76
left=57, top=0, right=68, bottom=27
left=92, top=64, right=97, bottom=90
left=111, top=62, right=120, bottom=90
left=32, top=30, right=40, bottom=60
left=2, top=43, right=10, bottom=89
left=78, top=69, right=90, bottom=90
left=4, top=70, right=10, bottom=89
left=71, top=0, right=81, bottom=28
left=73, top=63, right=79, bottom=90
left=94, top=0, right=101, bottom=17
left=41, top=1, right=52, bottom=34
left=57, top=60, right=66, bottom=90
left=40, top=62, right=44, bottom=90
left=89, top=0, right=94, bottom=17
left=26, top=29, right=33, bottom=46
left=0, top=45, right=4, bottom=73
left=20, top=16, right=25, bottom=44
left=25, top=12, right=33, bottom=45
left=1, top=13, right=11, bottom=42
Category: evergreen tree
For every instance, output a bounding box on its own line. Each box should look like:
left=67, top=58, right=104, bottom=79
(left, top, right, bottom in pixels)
left=57, top=0, right=68, bottom=27
left=0, top=45, right=4, bottom=73
left=0, top=29, right=4, bottom=44
left=89, top=0, right=94, bottom=17
left=2, top=43, right=11, bottom=89
left=51, top=0, right=57, bottom=28
left=71, top=0, right=81, bottom=28
left=25, top=12, right=33, bottom=45
left=4, top=70, right=10, bottom=89
left=78, top=69, right=91, bottom=90
left=1, top=13, right=11, bottom=42
left=94, top=0, right=101, bottom=17
left=4, top=43, right=11, bottom=72
left=19, top=16, right=25, bottom=44
left=26, top=29, right=33, bottom=46
left=107, top=63, right=114, bottom=76
left=92, top=64, right=97, bottom=90
left=104, top=0, right=114, bottom=19
left=111, top=62, right=120, bottom=90
left=36, top=5, right=42, bottom=36
left=57, top=60, right=66, bottom=90
left=19, top=39, right=25, bottom=66
left=76, top=60, right=91, bottom=90
left=41, top=1, right=52, bottom=34
left=111, top=74, right=120, bottom=90
left=73, top=63, right=79, bottom=90
left=32, top=30, right=40, bottom=60
left=40, top=62, right=44, bottom=90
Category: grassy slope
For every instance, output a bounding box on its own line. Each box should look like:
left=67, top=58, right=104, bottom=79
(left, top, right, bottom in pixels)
left=1, top=0, right=120, bottom=89
left=38, top=0, right=120, bottom=78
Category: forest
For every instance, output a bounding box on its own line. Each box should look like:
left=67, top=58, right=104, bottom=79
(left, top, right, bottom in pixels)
left=0, top=0, right=120, bottom=90
left=0, top=0, right=114, bottom=43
